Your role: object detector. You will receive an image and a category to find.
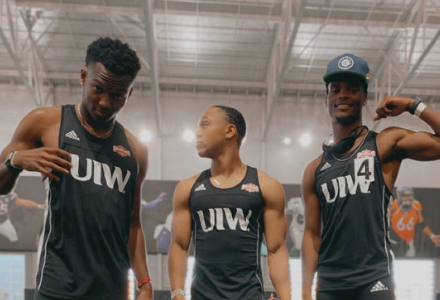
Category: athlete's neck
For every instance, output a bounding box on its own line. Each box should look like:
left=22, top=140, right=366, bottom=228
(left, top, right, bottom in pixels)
left=332, top=120, right=364, bottom=144
left=210, top=154, right=244, bottom=177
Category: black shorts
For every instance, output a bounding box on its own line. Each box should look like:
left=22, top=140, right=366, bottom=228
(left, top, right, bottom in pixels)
left=317, top=276, right=395, bottom=300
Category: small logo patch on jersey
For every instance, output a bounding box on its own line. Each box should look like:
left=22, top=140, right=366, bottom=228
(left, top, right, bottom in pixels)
left=65, top=130, right=80, bottom=141
left=320, top=162, right=332, bottom=171
left=195, top=184, right=206, bottom=192
left=241, top=183, right=259, bottom=193
left=370, top=281, right=388, bottom=293
left=113, top=145, right=131, bottom=157
left=357, top=149, right=376, bottom=158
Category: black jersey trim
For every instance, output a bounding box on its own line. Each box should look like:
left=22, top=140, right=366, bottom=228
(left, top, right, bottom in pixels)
left=37, top=177, right=53, bottom=291
left=205, top=165, right=250, bottom=191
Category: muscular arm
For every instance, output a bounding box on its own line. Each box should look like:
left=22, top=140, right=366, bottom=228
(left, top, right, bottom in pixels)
left=0, top=107, right=71, bottom=194
left=126, top=138, right=152, bottom=299
left=375, top=96, right=440, bottom=161
left=301, top=159, right=322, bottom=300
left=168, top=178, right=194, bottom=300
left=259, top=172, right=291, bottom=300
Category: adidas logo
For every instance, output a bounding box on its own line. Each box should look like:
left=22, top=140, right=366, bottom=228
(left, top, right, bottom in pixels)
left=65, top=130, right=80, bottom=141
left=195, top=184, right=206, bottom=192
left=370, top=281, right=388, bottom=293
left=320, top=162, right=331, bottom=171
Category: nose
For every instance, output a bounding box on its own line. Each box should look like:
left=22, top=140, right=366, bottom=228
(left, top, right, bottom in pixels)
left=337, top=88, right=350, bottom=100
left=98, top=94, right=111, bottom=109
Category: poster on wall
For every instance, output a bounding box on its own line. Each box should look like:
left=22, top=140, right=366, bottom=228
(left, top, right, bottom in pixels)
left=1, top=176, right=439, bottom=259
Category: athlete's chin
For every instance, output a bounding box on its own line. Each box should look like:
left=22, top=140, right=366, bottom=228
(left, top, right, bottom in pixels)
left=197, top=149, right=209, bottom=158
left=335, top=114, right=360, bottom=125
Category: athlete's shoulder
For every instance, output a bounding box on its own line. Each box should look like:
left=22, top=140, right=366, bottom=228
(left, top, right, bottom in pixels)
left=174, top=174, right=201, bottom=201
left=256, top=169, right=280, bottom=185
left=256, top=169, right=284, bottom=195
left=124, top=128, right=147, bottom=160
left=24, top=106, right=62, bottom=126
left=305, top=154, right=324, bottom=177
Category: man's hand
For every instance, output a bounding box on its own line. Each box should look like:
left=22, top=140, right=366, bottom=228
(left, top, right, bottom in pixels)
left=13, top=147, right=72, bottom=181
left=374, top=96, right=414, bottom=121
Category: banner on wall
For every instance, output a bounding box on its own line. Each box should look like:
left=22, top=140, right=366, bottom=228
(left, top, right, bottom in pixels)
left=1, top=176, right=439, bottom=259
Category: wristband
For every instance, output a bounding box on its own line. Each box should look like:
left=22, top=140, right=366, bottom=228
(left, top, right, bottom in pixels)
left=414, top=102, right=427, bottom=117
left=137, top=278, right=152, bottom=289
left=408, top=97, right=422, bottom=115
left=4, top=151, right=23, bottom=173
left=171, top=289, right=185, bottom=299
left=430, top=234, right=436, bottom=239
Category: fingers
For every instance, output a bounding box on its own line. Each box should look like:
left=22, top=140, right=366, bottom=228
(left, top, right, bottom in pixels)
left=38, top=166, right=62, bottom=182
left=48, top=156, right=73, bottom=174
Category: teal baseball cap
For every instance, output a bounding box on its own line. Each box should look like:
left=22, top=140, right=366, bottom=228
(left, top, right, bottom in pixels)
left=323, top=53, right=371, bottom=87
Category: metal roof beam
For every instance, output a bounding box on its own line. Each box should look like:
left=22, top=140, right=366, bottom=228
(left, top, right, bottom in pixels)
left=263, top=0, right=307, bottom=139
left=15, top=1, right=440, bottom=29
left=0, top=70, right=438, bottom=97
left=141, top=0, right=162, bottom=136
left=0, top=26, right=39, bottom=106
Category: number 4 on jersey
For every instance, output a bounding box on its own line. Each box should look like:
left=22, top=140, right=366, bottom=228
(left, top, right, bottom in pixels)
left=354, top=157, right=375, bottom=182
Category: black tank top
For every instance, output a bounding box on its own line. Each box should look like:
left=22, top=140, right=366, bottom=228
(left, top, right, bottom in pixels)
left=314, top=131, right=393, bottom=290
left=189, top=166, right=265, bottom=300
left=36, top=105, right=138, bottom=300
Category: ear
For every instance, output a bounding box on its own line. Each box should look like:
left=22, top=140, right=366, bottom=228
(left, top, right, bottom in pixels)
left=80, top=68, right=87, bottom=85
left=128, top=86, right=134, bottom=99
left=325, top=95, right=329, bottom=107
left=225, top=124, right=237, bottom=140
left=363, top=94, right=368, bottom=106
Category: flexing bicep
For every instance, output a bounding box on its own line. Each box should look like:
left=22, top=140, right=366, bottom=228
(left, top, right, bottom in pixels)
left=261, top=177, right=287, bottom=254
left=393, top=128, right=440, bottom=161
left=170, top=180, right=193, bottom=251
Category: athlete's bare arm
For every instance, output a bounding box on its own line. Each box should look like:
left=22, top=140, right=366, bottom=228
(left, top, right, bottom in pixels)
left=301, top=157, right=322, bottom=300
left=375, top=96, right=440, bottom=188
left=168, top=176, right=197, bottom=300
left=125, top=131, right=153, bottom=300
left=258, top=170, right=291, bottom=300
left=0, top=107, right=72, bottom=194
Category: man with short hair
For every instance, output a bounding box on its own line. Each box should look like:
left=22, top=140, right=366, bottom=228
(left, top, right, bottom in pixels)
left=302, top=53, right=440, bottom=300
left=0, top=37, right=153, bottom=300
left=168, top=105, right=291, bottom=300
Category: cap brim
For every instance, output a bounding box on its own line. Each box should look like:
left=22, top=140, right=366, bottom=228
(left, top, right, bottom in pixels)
left=323, top=71, right=368, bottom=85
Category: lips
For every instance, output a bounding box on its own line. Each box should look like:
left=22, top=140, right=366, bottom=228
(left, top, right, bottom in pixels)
left=335, top=102, right=353, bottom=107
left=95, top=109, right=111, bottom=118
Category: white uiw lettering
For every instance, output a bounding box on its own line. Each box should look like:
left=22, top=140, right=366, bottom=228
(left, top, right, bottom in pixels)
left=196, top=208, right=252, bottom=232
left=321, top=174, right=371, bottom=203
left=70, top=154, right=131, bottom=193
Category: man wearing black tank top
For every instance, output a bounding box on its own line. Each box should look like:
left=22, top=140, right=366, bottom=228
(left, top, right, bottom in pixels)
left=301, top=53, right=440, bottom=300
left=0, top=38, right=153, bottom=300
left=168, top=106, right=291, bottom=300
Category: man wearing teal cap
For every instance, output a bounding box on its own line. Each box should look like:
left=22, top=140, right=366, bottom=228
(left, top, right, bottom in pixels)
left=301, top=53, right=440, bottom=300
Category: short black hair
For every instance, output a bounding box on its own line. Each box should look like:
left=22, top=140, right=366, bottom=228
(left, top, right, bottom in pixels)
left=213, top=105, right=247, bottom=147
left=325, top=74, right=368, bottom=95
left=86, top=37, right=141, bottom=80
